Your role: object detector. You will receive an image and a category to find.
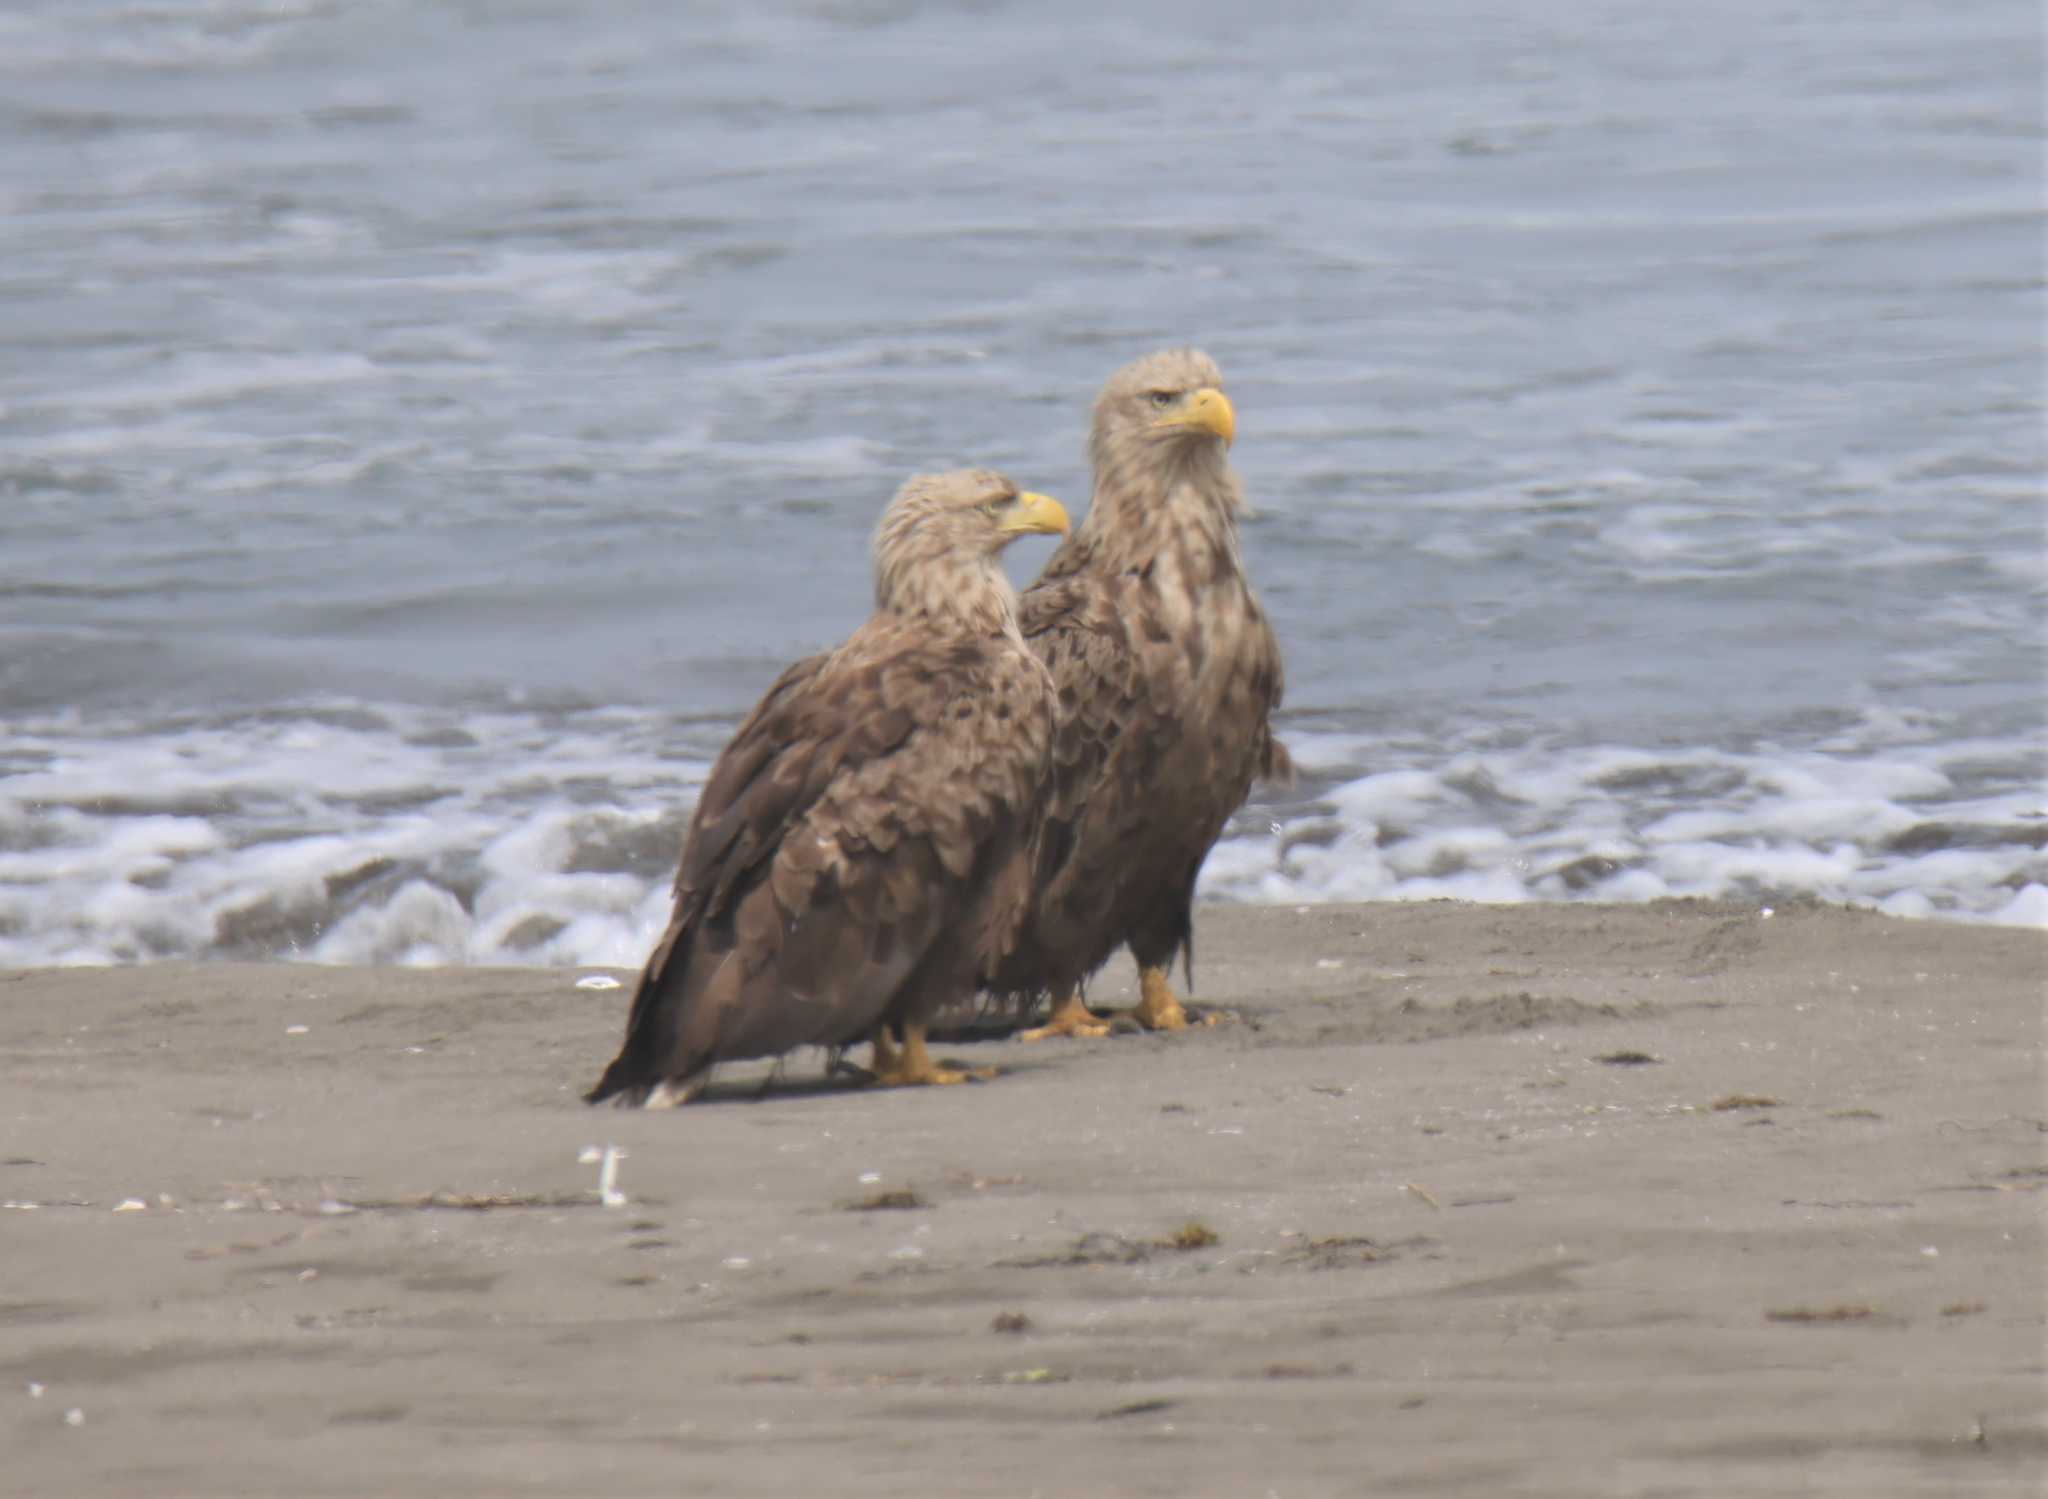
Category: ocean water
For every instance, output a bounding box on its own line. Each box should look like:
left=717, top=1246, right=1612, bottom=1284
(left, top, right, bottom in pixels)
left=1, top=0, right=2042, bottom=967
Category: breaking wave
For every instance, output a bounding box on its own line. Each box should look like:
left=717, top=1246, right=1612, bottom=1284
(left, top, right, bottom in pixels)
left=1, top=699, right=2039, bottom=971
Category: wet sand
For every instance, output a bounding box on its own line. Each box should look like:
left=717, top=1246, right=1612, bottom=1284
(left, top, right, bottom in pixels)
left=4, top=899, right=2044, bottom=1497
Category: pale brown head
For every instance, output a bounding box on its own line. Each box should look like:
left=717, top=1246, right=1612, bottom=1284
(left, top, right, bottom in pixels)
left=1081, top=349, right=1244, bottom=544
left=870, top=468, right=1069, bottom=630
left=1090, top=348, right=1236, bottom=466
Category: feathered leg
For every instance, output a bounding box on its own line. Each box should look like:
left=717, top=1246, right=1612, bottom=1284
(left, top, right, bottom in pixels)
left=869, top=1018, right=995, bottom=1087
left=869, top=1024, right=899, bottom=1075
left=1018, top=986, right=1112, bottom=1042
left=1123, top=883, right=1221, bottom=1032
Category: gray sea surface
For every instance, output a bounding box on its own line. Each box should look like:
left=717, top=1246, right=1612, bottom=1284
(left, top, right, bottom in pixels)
left=1, top=0, right=2042, bottom=965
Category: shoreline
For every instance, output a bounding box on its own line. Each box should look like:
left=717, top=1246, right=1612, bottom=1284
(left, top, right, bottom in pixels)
left=5, top=899, right=2044, bottom=1496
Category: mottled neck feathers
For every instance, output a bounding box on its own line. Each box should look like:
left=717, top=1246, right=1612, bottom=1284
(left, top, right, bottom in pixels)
left=1079, top=439, right=1245, bottom=576
left=873, top=551, right=1022, bottom=639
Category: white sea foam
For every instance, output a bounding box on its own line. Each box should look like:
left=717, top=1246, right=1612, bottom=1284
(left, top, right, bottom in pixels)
left=1, top=699, right=2040, bottom=972
left=1203, top=713, right=2048, bottom=928
left=0, top=703, right=709, bottom=968
left=432, top=249, right=688, bottom=327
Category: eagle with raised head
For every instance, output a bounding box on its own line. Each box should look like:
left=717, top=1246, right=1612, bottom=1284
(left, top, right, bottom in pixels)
left=586, top=470, right=1069, bottom=1107
left=990, top=348, right=1288, bottom=1038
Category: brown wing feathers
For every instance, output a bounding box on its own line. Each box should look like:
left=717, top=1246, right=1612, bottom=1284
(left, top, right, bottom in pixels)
left=586, top=470, right=1063, bottom=1106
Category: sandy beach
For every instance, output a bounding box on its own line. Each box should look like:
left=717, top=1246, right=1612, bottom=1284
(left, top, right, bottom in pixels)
left=3, top=898, right=2043, bottom=1497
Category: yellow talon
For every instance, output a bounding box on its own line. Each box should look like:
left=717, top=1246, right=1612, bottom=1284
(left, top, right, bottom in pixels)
left=869, top=1020, right=995, bottom=1087
left=1018, top=989, right=1112, bottom=1042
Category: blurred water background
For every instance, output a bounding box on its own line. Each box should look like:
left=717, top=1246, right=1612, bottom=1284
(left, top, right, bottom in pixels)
left=1, top=0, right=2041, bottom=966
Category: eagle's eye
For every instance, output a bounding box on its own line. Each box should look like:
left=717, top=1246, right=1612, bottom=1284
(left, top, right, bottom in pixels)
left=1147, top=390, right=1177, bottom=409
left=979, top=499, right=1003, bottom=518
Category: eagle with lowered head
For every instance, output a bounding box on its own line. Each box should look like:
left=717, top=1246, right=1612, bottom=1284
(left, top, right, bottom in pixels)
left=989, top=348, right=1288, bottom=1038
left=586, top=469, right=1069, bottom=1107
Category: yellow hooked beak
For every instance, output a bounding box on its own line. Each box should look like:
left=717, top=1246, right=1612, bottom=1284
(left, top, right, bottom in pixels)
left=995, top=490, right=1071, bottom=538
left=1153, top=386, right=1236, bottom=446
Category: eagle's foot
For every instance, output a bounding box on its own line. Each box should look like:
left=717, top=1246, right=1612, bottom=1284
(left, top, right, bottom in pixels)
left=1017, top=989, right=1112, bottom=1042
left=1132, top=966, right=1223, bottom=1032
left=868, top=1023, right=995, bottom=1087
